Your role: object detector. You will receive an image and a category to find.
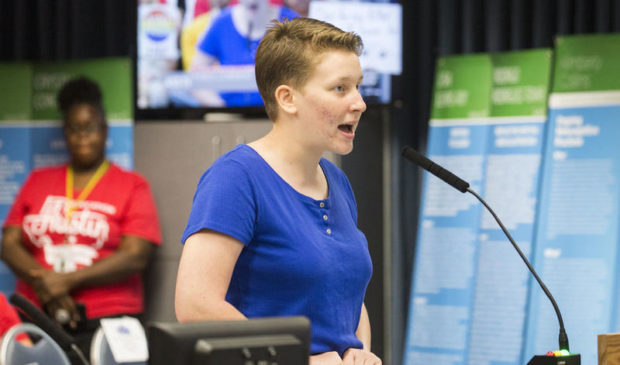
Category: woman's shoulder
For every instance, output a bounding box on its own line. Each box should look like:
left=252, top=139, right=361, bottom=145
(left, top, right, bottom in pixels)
left=105, top=163, right=152, bottom=188
left=27, top=165, right=65, bottom=179
left=213, top=144, right=262, bottom=169
left=15, top=165, right=64, bottom=193
left=279, top=6, right=300, bottom=20
left=199, top=145, right=262, bottom=181
left=210, top=6, right=234, bottom=28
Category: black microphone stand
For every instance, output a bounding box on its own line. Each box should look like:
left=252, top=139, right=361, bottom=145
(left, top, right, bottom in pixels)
left=466, top=188, right=578, bottom=365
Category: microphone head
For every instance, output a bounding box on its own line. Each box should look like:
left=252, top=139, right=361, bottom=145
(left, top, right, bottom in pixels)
left=400, top=146, right=419, bottom=160
left=401, top=146, right=434, bottom=171
left=401, top=145, right=470, bottom=193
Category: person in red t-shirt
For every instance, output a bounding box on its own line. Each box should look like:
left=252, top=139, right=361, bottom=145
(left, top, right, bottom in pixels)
left=0, top=77, right=162, bottom=358
left=0, top=292, right=32, bottom=346
left=0, top=293, right=21, bottom=338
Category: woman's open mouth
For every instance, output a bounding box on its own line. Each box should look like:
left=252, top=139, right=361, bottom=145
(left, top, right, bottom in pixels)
left=338, top=124, right=355, bottom=136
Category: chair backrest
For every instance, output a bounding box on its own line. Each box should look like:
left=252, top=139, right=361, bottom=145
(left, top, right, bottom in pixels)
left=0, top=322, right=70, bottom=365
left=90, top=327, right=147, bottom=365
left=90, top=327, right=115, bottom=365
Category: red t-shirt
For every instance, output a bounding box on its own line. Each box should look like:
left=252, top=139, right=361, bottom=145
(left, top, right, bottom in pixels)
left=0, top=293, right=21, bottom=338
left=4, top=163, right=162, bottom=319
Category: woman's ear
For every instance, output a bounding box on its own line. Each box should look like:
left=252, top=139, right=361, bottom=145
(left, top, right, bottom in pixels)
left=274, top=85, right=297, bottom=115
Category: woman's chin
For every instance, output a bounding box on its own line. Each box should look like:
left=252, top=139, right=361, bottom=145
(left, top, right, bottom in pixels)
left=331, top=146, right=354, bottom=156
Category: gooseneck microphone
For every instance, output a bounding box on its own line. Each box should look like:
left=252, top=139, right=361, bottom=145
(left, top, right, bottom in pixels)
left=401, top=146, right=470, bottom=193
left=402, top=146, right=575, bottom=361
left=9, top=293, right=90, bottom=365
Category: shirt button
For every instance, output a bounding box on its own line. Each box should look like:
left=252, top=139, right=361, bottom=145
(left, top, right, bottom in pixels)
left=323, top=215, right=328, bottom=221
left=326, top=228, right=332, bottom=235
left=319, top=202, right=325, bottom=208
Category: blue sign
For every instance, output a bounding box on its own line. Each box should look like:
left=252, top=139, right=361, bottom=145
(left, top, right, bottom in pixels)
left=524, top=97, right=620, bottom=365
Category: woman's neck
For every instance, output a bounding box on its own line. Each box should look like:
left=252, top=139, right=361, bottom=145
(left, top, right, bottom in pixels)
left=71, top=157, right=106, bottom=173
left=70, top=158, right=107, bottom=189
left=259, top=126, right=322, bottom=178
left=248, top=127, right=328, bottom=200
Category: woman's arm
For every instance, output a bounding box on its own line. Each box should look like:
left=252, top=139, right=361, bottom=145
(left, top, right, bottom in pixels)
left=176, top=232, right=345, bottom=364
left=28, top=235, right=154, bottom=303
left=0, top=226, right=46, bottom=285
left=178, top=231, right=346, bottom=364
left=310, top=352, right=343, bottom=365
left=1, top=225, right=86, bottom=326
left=175, top=230, right=246, bottom=322
left=356, top=303, right=371, bottom=350
left=188, top=51, right=218, bottom=71
left=341, top=303, right=381, bottom=364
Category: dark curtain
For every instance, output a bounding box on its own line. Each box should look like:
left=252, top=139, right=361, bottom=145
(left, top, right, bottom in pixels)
left=392, top=0, right=620, bottom=364
left=0, top=0, right=134, bottom=61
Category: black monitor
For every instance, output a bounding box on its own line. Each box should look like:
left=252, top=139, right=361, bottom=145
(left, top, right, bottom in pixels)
left=147, top=316, right=311, bottom=365
left=134, top=0, right=402, bottom=120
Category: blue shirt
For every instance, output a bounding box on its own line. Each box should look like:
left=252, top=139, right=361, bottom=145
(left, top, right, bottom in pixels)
left=182, top=145, right=373, bottom=355
left=197, top=6, right=299, bottom=106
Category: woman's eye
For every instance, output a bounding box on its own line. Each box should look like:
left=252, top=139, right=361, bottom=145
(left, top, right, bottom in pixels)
left=335, top=85, right=345, bottom=92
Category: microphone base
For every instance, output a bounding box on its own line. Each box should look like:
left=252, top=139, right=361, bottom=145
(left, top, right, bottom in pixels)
left=527, top=354, right=580, bottom=365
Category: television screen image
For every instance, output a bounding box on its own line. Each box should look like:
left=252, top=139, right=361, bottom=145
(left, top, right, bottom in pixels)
left=147, top=316, right=311, bottom=365
left=136, top=0, right=402, bottom=118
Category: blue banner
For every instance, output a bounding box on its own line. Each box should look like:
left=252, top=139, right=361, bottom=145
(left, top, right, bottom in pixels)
left=467, top=117, right=547, bottom=365
left=0, top=125, right=31, bottom=293
left=404, top=117, right=548, bottom=365
left=523, top=93, right=620, bottom=365
left=404, top=49, right=552, bottom=365
left=404, top=120, right=490, bottom=364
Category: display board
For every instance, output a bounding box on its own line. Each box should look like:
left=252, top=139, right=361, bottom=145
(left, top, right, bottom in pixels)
left=404, top=49, right=553, bottom=365
left=404, top=54, right=494, bottom=365
left=523, top=34, right=620, bottom=365
left=0, top=58, right=134, bottom=295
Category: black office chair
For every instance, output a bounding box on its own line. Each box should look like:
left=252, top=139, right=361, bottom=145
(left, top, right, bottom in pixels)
left=8, top=294, right=89, bottom=365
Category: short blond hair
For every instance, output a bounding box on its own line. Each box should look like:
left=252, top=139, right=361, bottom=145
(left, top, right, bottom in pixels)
left=255, top=17, right=363, bottom=120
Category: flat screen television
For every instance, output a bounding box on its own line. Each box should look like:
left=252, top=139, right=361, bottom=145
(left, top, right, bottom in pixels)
left=147, top=316, right=311, bottom=365
left=135, top=0, right=402, bottom=119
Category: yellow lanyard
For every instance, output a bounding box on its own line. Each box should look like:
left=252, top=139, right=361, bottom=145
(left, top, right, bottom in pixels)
left=65, top=160, right=110, bottom=222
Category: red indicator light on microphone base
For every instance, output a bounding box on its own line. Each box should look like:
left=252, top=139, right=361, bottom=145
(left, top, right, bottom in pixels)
left=544, top=349, right=572, bottom=357
left=528, top=352, right=580, bottom=364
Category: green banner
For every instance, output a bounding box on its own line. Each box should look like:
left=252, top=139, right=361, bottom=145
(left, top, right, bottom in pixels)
left=31, top=58, right=133, bottom=121
left=431, top=54, right=492, bottom=119
left=553, top=34, right=620, bottom=93
left=490, top=49, right=553, bottom=117
left=0, top=64, right=33, bottom=121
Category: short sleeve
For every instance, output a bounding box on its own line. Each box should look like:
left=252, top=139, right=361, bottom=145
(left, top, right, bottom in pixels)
left=279, top=6, right=300, bottom=21
left=181, top=158, right=257, bottom=245
left=197, top=9, right=228, bottom=58
left=3, top=172, right=36, bottom=228
left=121, top=176, right=162, bottom=245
